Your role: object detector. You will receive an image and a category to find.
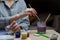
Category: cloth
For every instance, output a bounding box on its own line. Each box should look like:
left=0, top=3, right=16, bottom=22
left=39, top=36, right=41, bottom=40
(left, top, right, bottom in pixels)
left=0, top=30, right=8, bottom=35
left=0, top=0, right=30, bottom=30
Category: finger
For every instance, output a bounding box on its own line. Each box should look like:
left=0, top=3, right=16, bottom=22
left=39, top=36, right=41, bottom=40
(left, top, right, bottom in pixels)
left=13, top=25, right=18, bottom=31
left=27, top=8, right=36, bottom=16
left=30, top=8, right=37, bottom=14
left=15, top=28, right=20, bottom=32
left=10, top=21, right=16, bottom=27
left=12, top=25, right=20, bottom=32
left=30, top=11, right=34, bottom=16
left=25, top=8, right=36, bottom=16
left=13, top=27, right=20, bottom=33
left=12, top=26, right=18, bottom=33
left=33, top=9, right=37, bottom=14
left=11, top=23, right=17, bottom=29
left=12, top=27, right=18, bottom=32
left=28, top=12, right=32, bottom=16
left=31, top=8, right=37, bottom=15
left=11, top=23, right=18, bottom=31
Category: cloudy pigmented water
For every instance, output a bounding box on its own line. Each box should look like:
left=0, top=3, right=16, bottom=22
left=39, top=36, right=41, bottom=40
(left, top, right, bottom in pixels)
left=37, top=21, right=46, bottom=34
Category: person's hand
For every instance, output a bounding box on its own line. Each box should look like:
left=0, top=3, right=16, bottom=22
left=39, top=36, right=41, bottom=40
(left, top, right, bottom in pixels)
left=10, top=21, right=20, bottom=33
left=24, top=8, right=37, bottom=16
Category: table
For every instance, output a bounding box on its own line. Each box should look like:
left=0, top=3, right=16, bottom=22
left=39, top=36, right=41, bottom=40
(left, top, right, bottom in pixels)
left=14, top=30, right=60, bottom=40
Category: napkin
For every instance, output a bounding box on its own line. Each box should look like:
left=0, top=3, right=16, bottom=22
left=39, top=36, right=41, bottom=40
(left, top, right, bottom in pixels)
left=0, top=35, right=14, bottom=40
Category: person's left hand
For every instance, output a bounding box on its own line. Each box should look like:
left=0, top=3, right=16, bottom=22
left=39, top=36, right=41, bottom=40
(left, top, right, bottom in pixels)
left=10, top=21, right=20, bottom=33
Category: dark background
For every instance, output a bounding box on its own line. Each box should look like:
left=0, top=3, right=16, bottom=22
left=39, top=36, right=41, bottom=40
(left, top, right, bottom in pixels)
left=25, top=0, right=60, bottom=15
left=24, top=0, right=60, bottom=27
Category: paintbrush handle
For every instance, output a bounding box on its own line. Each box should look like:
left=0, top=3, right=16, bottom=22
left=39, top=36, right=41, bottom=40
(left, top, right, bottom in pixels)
left=36, top=32, right=49, bottom=38
left=35, top=14, right=40, bottom=21
left=44, top=13, right=51, bottom=23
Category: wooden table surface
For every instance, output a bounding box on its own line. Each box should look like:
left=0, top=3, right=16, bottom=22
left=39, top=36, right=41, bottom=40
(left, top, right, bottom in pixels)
left=14, top=30, right=60, bottom=40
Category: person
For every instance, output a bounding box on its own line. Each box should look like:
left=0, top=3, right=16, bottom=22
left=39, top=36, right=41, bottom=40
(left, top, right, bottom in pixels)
left=0, top=0, right=37, bottom=33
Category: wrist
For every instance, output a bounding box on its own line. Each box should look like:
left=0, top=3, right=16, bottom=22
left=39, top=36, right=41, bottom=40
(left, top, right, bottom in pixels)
left=24, top=11, right=30, bottom=16
left=23, top=11, right=27, bottom=15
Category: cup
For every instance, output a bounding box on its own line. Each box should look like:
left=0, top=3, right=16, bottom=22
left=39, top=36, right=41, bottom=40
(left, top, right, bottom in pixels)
left=50, top=34, right=58, bottom=40
left=37, top=21, right=46, bottom=34
left=21, top=32, right=27, bottom=39
left=15, top=32, right=21, bottom=38
left=27, top=30, right=30, bottom=37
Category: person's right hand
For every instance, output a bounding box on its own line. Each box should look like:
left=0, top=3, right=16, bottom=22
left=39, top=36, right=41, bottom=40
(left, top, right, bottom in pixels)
left=24, top=8, right=37, bottom=16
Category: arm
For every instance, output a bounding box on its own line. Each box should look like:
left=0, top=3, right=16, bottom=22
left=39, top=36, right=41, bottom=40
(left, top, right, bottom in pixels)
left=0, top=8, right=36, bottom=27
left=9, top=8, right=37, bottom=23
left=0, top=12, right=28, bottom=26
left=9, top=12, right=28, bottom=23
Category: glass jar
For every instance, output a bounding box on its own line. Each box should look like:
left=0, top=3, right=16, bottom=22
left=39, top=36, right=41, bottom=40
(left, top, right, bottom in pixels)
left=37, top=21, right=46, bottom=34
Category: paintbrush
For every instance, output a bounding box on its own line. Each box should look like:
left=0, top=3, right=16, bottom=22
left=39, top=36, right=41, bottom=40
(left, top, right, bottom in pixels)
left=44, top=13, right=51, bottom=23
left=29, top=4, right=40, bottom=21
left=36, top=32, right=49, bottom=38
